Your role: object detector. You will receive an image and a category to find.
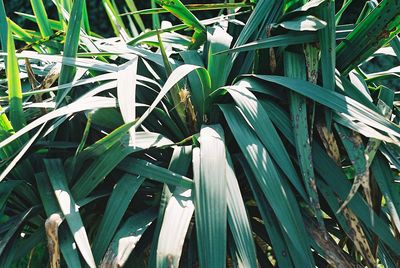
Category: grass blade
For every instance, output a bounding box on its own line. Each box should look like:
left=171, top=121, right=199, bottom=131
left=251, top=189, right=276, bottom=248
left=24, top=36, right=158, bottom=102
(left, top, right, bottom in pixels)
left=30, top=0, right=53, bottom=38
left=217, top=32, right=317, bottom=55
left=238, top=156, right=294, bottom=267
left=371, top=154, right=400, bottom=233
left=156, top=187, right=194, bottom=267
left=335, top=124, right=371, bottom=212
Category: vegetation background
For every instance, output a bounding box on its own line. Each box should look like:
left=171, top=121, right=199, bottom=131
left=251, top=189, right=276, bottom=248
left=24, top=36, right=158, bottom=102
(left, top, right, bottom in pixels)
left=5, top=0, right=398, bottom=85
left=5, top=1, right=362, bottom=34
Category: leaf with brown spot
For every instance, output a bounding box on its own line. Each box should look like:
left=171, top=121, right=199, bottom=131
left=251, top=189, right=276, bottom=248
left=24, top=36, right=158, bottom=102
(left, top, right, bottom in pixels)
left=45, top=213, right=63, bottom=268
left=341, top=207, right=376, bottom=267
left=40, top=63, right=62, bottom=91
left=284, top=51, right=325, bottom=233
left=316, top=121, right=340, bottom=165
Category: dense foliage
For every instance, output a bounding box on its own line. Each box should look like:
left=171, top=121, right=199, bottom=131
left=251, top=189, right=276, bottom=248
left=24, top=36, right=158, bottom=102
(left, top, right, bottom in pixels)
left=1, top=0, right=400, bottom=267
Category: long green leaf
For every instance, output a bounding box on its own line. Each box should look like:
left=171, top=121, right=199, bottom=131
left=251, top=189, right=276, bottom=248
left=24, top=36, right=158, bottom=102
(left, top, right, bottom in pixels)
left=336, top=0, right=400, bottom=74
left=313, top=144, right=400, bottom=255
left=30, top=0, right=53, bottom=38
left=246, top=75, right=400, bottom=139
left=7, top=20, right=26, bottom=131
left=0, top=181, right=21, bottom=209
left=0, top=207, right=36, bottom=257
left=118, top=158, right=193, bottom=189
left=335, top=124, right=371, bottom=212
left=371, top=154, right=400, bottom=233
left=226, top=152, right=257, bottom=268
left=217, top=32, right=317, bottom=55
left=102, top=208, right=157, bottom=267
left=35, top=172, right=82, bottom=268
left=156, top=146, right=192, bottom=268
left=0, top=0, right=7, bottom=53
left=44, top=159, right=96, bottom=268
left=220, top=104, right=315, bottom=267
left=56, top=0, right=85, bottom=105
left=195, top=125, right=227, bottom=268
left=72, top=142, right=132, bottom=200
left=260, top=99, right=400, bottom=258
left=283, top=51, right=325, bottom=231
left=92, top=174, right=144, bottom=264
left=157, top=0, right=206, bottom=49
left=117, top=58, right=138, bottom=145
left=316, top=0, right=335, bottom=127
left=238, top=156, right=294, bottom=267
left=225, top=85, right=306, bottom=199
left=156, top=181, right=193, bottom=267
left=207, top=26, right=232, bottom=91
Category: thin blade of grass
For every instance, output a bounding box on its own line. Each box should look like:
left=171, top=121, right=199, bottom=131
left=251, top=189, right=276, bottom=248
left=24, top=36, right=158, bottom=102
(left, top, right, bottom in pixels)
left=216, top=32, right=317, bottom=55
left=238, top=156, right=294, bottom=267
left=30, top=0, right=53, bottom=38
left=122, top=3, right=253, bottom=16
left=260, top=100, right=400, bottom=258
left=371, top=154, right=400, bottom=233
left=0, top=97, right=118, bottom=152
left=335, top=124, right=371, bottom=213
left=124, top=0, right=145, bottom=32
left=0, top=207, right=36, bottom=257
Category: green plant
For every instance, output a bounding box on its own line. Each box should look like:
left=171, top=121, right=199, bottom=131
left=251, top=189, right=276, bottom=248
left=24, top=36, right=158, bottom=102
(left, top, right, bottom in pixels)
left=1, top=0, right=400, bottom=267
